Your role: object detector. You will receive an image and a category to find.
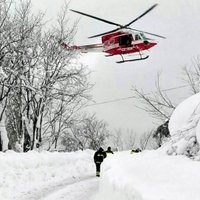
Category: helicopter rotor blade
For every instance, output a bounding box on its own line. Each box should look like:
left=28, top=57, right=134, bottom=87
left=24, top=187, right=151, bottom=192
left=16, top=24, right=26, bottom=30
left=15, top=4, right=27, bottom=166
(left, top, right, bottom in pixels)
left=88, top=28, right=120, bottom=38
left=125, top=4, right=158, bottom=27
left=70, top=9, right=123, bottom=27
left=70, top=5, right=165, bottom=39
left=128, top=27, right=166, bottom=39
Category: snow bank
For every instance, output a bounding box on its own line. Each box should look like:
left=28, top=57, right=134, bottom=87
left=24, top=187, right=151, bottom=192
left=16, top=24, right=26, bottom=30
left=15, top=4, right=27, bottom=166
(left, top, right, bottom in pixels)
left=0, top=150, right=95, bottom=200
left=166, top=93, right=200, bottom=157
left=1, top=149, right=200, bottom=200
left=92, top=150, right=200, bottom=200
left=169, top=93, right=200, bottom=135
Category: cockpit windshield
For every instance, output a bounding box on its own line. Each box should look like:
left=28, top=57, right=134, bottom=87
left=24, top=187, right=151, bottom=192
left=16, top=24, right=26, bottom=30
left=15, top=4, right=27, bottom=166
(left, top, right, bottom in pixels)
left=140, top=33, right=146, bottom=39
left=135, top=33, right=146, bottom=40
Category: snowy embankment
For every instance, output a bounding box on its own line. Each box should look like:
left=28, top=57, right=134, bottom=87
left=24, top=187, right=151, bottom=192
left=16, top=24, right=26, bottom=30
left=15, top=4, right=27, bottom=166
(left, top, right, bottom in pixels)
left=167, top=92, right=200, bottom=157
left=1, top=149, right=200, bottom=200
left=94, top=150, right=200, bottom=200
left=0, top=150, right=95, bottom=200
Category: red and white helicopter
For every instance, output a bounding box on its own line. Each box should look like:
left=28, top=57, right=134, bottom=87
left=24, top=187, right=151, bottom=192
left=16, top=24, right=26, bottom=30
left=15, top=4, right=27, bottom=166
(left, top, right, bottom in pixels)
left=60, top=4, right=165, bottom=63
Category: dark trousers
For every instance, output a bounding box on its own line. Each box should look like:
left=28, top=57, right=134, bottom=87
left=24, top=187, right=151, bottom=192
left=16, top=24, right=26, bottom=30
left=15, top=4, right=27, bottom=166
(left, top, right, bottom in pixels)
left=95, top=162, right=101, bottom=176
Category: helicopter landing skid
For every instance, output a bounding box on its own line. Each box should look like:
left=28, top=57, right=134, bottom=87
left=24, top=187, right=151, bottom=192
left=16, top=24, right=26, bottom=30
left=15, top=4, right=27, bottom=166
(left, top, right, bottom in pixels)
left=116, top=55, right=149, bottom=64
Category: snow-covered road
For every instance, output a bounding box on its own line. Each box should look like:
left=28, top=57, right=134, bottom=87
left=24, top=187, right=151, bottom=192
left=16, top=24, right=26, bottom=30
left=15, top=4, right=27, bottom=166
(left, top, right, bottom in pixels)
left=2, top=149, right=200, bottom=200
left=44, top=176, right=98, bottom=200
left=0, top=150, right=97, bottom=200
left=14, top=175, right=99, bottom=200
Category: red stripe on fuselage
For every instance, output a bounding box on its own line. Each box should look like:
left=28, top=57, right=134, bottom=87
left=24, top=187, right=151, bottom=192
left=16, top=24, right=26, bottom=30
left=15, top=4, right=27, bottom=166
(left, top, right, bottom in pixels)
left=104, top=42, right=157, bottom=55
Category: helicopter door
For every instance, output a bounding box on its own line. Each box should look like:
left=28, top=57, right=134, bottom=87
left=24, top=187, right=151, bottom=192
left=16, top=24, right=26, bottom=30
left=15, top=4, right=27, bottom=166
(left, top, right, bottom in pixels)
left=119, top=34, right=132, bottom=47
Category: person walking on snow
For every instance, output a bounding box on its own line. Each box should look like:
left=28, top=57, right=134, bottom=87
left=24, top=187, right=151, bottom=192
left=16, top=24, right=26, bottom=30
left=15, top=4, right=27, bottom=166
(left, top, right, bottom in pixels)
left=106, top=146, right=114, bottom=154
left=94, top=147, right=107, bottom=177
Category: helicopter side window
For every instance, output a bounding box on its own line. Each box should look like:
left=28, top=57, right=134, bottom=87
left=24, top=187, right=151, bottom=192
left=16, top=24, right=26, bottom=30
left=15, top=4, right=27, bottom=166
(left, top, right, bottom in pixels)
left=119, top=34, right=132, bottom=47
left=135, top=34, right=140, bottom=40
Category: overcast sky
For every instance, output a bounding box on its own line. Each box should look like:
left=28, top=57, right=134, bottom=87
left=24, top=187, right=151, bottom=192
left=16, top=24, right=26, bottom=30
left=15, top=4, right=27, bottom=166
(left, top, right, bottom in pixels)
left=31, top=0, right=200, bottom=134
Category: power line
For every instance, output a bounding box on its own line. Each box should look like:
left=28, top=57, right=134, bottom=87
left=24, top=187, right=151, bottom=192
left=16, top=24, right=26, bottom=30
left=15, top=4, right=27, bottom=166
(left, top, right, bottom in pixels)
left=85, top=84, right=189, bottom=107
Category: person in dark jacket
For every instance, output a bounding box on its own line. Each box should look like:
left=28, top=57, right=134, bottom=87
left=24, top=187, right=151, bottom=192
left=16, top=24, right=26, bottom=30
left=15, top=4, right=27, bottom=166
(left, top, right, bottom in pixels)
left=106, top=146, right=114, bottom=154
left=155, top=120, right=170, bottom=137
left=154, top=120, right=170, bottom=147
left=94, top=147, right=107, bottom=177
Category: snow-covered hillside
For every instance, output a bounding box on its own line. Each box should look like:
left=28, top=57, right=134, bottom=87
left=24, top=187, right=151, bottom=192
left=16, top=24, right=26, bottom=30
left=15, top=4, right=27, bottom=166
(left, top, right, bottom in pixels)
left=1, top=149, right=200, bottom=200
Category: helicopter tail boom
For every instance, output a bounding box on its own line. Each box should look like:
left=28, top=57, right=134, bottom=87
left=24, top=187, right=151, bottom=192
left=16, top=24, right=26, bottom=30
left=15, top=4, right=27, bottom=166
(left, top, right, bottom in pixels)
left=60, top=41, right=103, bottom=53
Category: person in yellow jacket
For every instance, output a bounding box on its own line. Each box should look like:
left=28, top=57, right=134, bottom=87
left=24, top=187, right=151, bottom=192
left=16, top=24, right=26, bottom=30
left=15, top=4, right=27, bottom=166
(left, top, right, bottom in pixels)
left=105, top=146, right=114, bottom=155
left=130, top=148, right=141, bottom=154
left=130, top=149, right=135, bottom=154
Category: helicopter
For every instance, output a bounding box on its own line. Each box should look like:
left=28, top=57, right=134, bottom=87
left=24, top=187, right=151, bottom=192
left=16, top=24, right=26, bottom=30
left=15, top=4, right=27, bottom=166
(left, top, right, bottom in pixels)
left=60, top=4, right=165, bottom=63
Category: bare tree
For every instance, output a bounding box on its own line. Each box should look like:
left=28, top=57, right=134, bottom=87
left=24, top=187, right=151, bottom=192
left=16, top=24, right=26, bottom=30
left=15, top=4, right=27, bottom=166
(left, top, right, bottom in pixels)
left=81, top=113, right=110, bottom=150
left=111, top=129, right=138, bottom=151
left=139, top=129, right=159, bottom=150
left=132, top=72, right=175, bottom=121
left=132, top=57, right=200, bottom=125
left=60, top=113, right=110, bottom=151
left=111, top=129, right=124, bottom=151
left=182, top=56, right=200, bottom=94
left=43, top=92, right=89, bottom=150
left=123, top=130, right=137, bottom=150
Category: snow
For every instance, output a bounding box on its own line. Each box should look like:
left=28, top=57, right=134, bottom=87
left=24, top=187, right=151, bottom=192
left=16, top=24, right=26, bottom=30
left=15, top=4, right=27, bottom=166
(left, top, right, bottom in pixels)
left=1, top=93, right=200, bottom=200
left=97, top=150, right=200, bottom=200
left=1, top=149, right=200, bottom=200
left=169, top=92, right=200, bottom=137
left=0, top=150, right=96, bottom=200
left=166, top=92, right=200, bottom=157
